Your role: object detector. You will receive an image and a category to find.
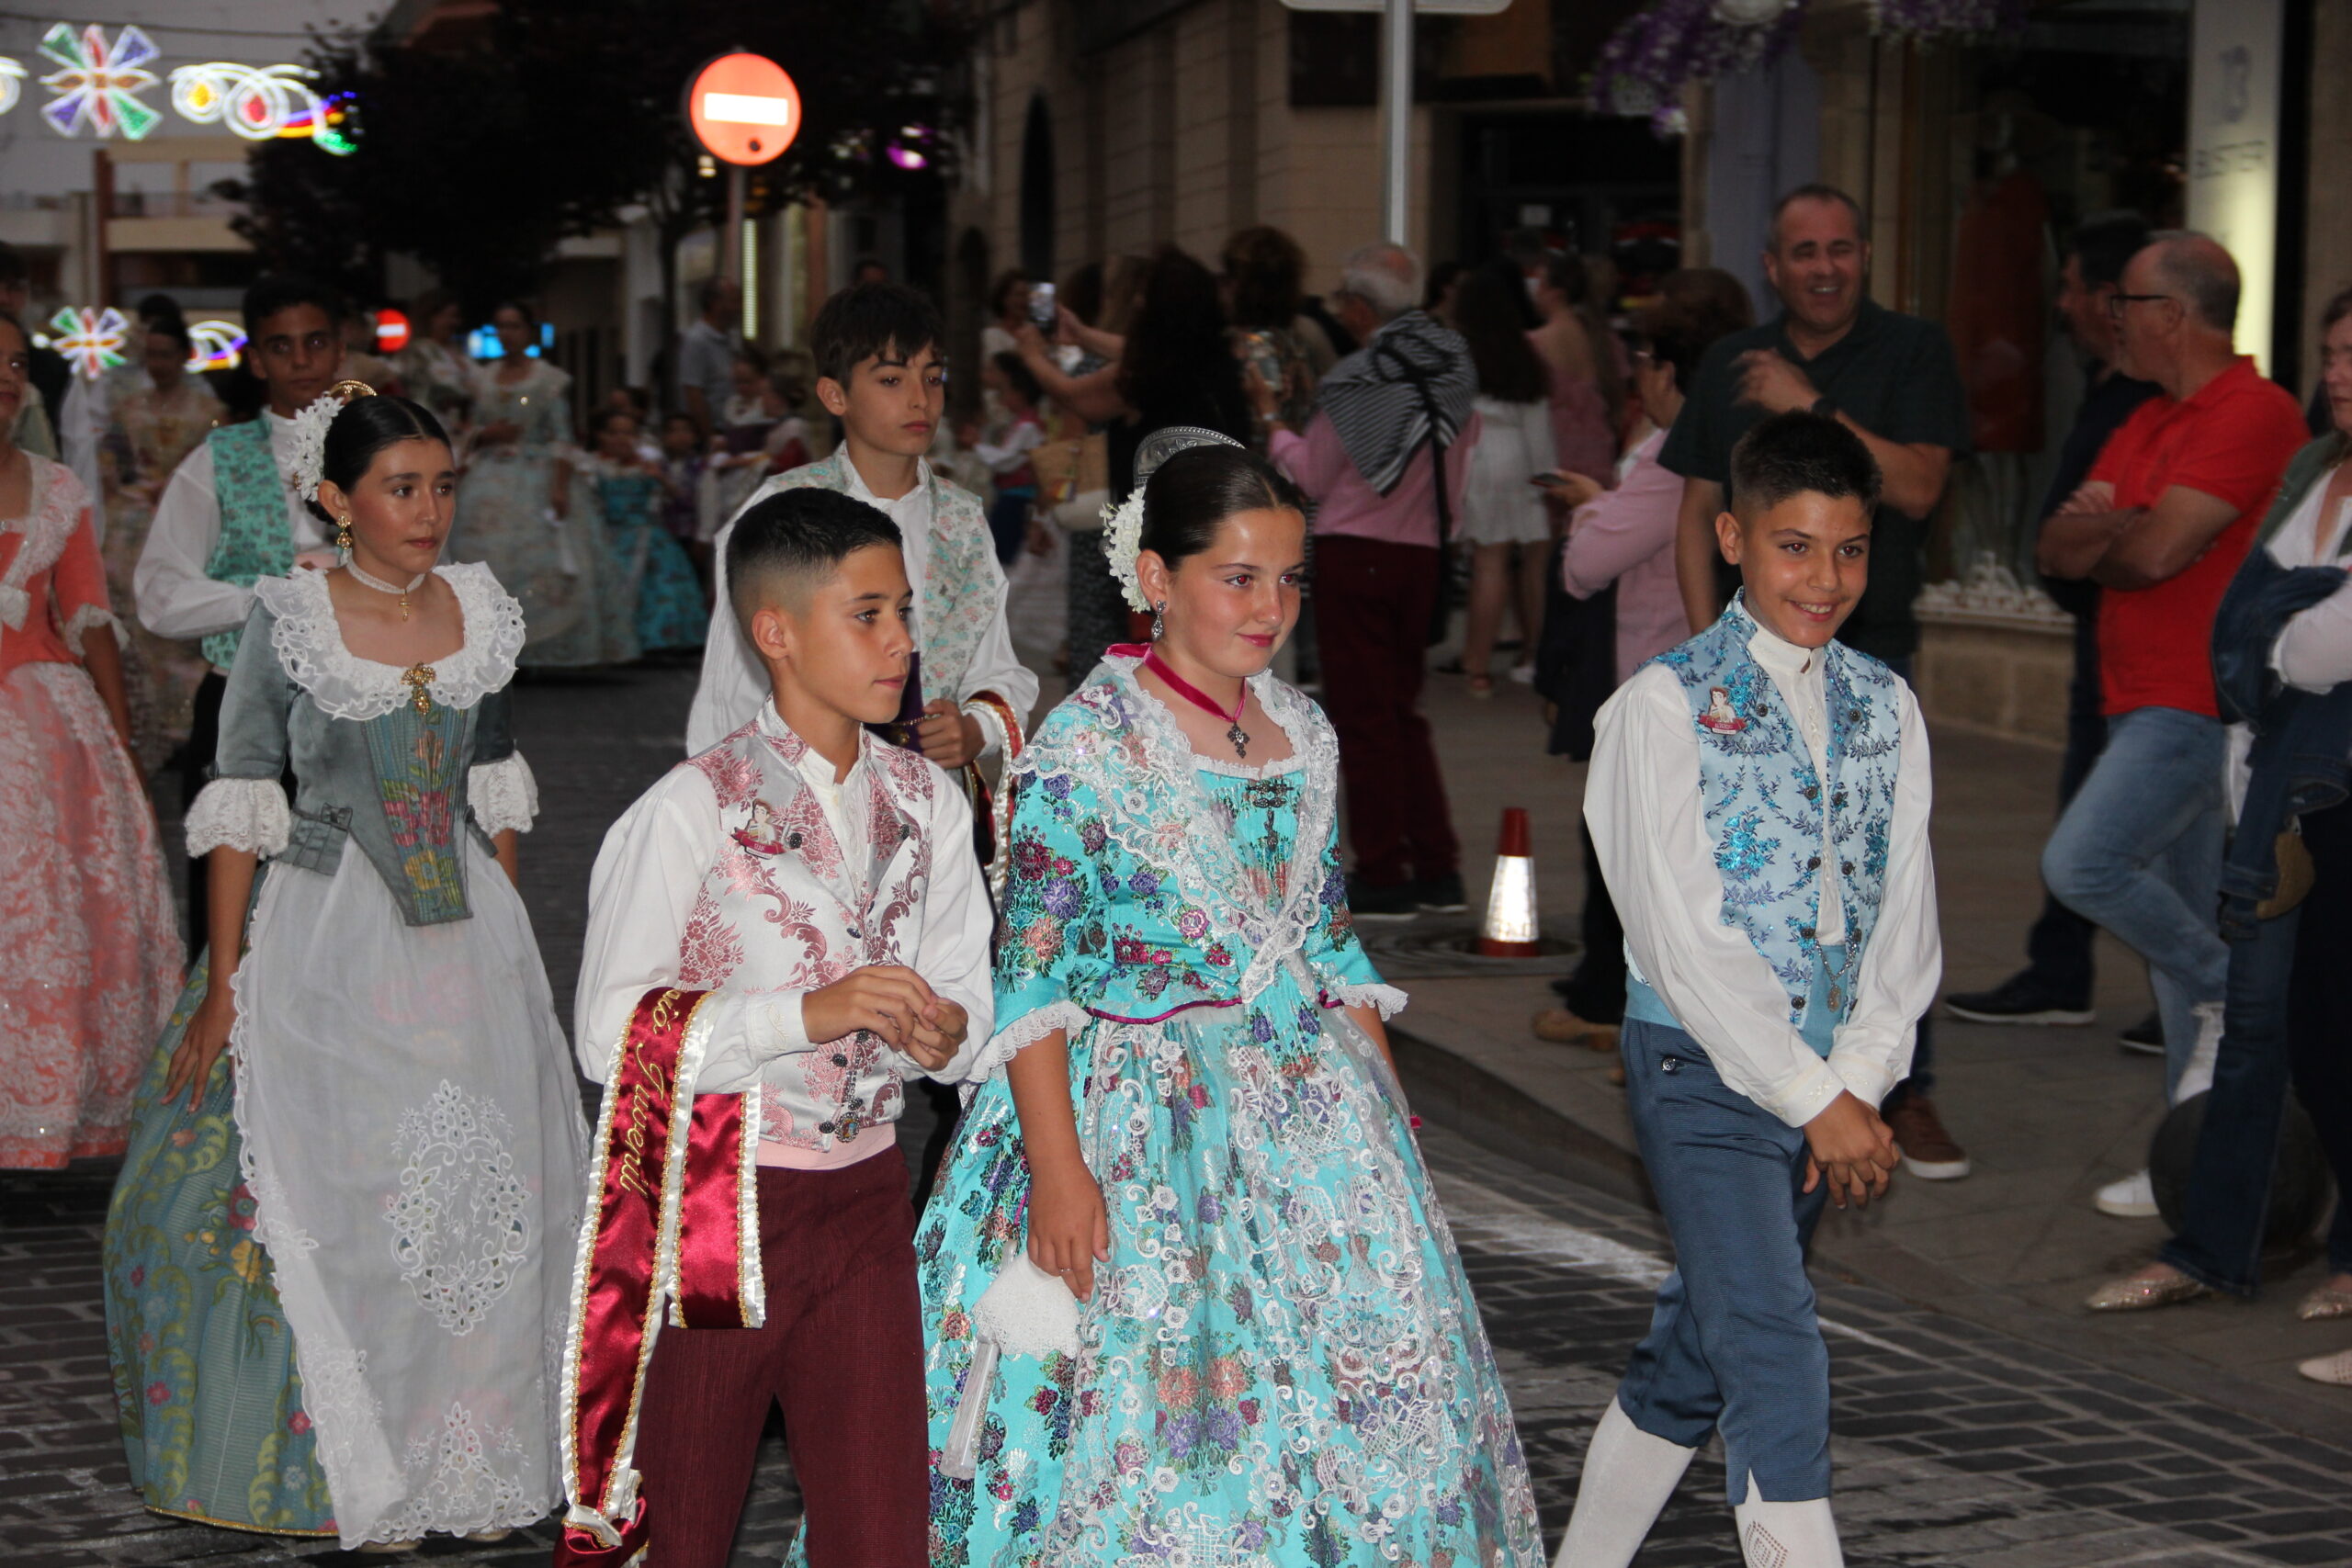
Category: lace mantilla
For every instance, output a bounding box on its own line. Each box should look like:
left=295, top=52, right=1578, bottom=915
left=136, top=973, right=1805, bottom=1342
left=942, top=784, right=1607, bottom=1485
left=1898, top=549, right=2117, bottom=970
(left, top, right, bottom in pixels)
left=257, top=562, right=526, bottom=721
left=185, top=776, right=292, bottom=857
left=468, top=752, right=539, bottom=836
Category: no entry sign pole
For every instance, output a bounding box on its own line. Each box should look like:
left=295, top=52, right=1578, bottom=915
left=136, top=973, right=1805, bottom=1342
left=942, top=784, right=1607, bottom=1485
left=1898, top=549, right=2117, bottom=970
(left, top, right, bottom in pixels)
left=685, top=51, right=804, bottom=288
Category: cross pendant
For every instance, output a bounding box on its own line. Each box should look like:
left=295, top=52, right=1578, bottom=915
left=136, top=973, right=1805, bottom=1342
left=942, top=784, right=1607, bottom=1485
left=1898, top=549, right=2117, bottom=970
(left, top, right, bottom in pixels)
left=1227, top=722, right=1249, bottom=760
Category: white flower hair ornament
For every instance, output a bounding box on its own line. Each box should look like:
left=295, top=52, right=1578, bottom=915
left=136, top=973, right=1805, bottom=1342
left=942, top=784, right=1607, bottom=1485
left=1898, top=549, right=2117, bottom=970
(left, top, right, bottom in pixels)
left=1100, top=425, right=1249, bottom=614
left=288, top=378, right=377, bottom=504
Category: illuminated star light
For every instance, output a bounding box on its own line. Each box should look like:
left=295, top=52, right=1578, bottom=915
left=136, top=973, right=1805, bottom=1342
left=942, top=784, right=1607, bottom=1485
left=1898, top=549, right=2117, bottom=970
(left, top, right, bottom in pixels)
left=0, top=58, right=26, bottom=117
left=50, top=306, right=130, bottom=380
left=186, top=320, right=247, bottom=374
left=39, top=22, right=161, bottom=140
left=169, top=62, right=326, bottom=141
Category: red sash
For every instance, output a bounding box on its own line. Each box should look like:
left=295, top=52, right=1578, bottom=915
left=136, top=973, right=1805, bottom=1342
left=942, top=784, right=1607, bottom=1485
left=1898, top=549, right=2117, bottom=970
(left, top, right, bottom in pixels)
left=554, top=987, right=764, bottom=1568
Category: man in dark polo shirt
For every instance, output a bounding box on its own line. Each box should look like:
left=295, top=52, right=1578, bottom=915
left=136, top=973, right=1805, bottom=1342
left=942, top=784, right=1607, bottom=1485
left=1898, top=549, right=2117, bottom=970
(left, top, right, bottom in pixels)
left=1661, top=181, right=1973, bottom=1179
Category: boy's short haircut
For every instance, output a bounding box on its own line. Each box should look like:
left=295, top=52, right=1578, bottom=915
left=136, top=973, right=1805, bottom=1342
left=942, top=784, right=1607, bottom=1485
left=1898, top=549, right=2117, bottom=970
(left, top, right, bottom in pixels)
left=809, top=283, right=944, bottom=388
left=243, top=274, right=347, bottom=333
left=990, top=351, right=1042, bottom=408
left=1729, top=410, right=1882, bottom=521
left=727, top=488, right=905, bottom=631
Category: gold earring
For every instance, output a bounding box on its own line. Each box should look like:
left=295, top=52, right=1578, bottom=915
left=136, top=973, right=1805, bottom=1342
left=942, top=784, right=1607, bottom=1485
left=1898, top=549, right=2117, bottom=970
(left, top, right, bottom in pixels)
left=336, top=516, right=354, bottom=552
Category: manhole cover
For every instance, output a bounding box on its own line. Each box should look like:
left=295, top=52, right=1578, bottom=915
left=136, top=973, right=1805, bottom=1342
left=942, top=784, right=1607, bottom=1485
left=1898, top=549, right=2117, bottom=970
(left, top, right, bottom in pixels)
left=1356, top=917, right=1581, bottom=979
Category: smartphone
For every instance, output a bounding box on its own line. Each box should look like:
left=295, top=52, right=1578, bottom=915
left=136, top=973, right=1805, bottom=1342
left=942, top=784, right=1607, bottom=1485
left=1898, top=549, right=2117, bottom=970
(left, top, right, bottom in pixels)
left=1028, top=281, right=1058, bottom=329
left=1528, top=470, right=1564, bottom=487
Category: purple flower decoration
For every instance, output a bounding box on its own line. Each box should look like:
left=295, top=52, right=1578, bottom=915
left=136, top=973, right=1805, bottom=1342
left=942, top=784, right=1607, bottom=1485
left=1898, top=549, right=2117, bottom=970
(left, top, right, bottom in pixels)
left=1164, top=1412, right=1201, bottom=1459
left=1042, top=877, right=1083, bottom=919
left=1130, top=870, right=1160, bottom=897
left=1200, top=1407, right=1244, bottom=1451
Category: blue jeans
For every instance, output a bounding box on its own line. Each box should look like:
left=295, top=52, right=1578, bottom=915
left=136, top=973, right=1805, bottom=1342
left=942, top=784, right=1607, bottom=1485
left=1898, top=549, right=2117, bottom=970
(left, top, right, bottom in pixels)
left=1614, top=1019, right=1833, bottom=1504
left=2041, top=705, right=2228, bottom=1091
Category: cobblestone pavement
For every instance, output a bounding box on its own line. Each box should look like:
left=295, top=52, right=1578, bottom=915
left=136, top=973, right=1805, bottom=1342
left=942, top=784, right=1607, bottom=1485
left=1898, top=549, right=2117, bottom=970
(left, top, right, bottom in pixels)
left=15, top=665, right=2352, bottom=1568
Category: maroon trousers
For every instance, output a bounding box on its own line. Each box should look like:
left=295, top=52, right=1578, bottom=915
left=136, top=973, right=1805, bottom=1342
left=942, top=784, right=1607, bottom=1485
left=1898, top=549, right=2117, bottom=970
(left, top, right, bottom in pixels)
left=632, top=1155, right=926, bottom=1568
left=1313, top=534, right=1460, bottom=887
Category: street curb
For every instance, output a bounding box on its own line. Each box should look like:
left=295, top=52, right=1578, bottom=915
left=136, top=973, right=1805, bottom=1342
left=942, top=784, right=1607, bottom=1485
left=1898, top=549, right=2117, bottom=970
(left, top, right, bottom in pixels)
left=1391, top=1021, right=2352, bottom=1454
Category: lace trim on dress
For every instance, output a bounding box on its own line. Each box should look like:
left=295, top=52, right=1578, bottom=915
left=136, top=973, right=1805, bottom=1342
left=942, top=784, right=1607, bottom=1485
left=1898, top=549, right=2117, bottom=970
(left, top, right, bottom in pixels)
left=1, top=457, right=89, bottom=631
left=467, top=752, right=539, bottom=836
left=185, top=776, right=292, bottom=857
left=1323, top=981, right=1409, bottom=1020
left=1012, top=653, right=1342, bottom=1009
left=256, top=562, right=526, bottom=722
left=60, top=602, right=122, bottom=657
left=968, top=998, right=1090, bottom=1085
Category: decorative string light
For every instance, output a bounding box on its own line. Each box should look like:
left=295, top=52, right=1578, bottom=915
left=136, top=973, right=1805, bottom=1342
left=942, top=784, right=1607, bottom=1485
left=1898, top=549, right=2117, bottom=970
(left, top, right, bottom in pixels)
left=38, top=21, right=161, bottom=140
left=0, top=25, right=350, bottom=152
left=49, top=306, right=129, bottom=379
left=187, top=320, right=246, bottom=372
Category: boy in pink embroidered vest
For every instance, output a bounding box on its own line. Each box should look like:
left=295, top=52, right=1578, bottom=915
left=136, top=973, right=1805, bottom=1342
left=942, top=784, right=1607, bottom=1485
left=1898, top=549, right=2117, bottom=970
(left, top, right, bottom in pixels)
left=574, top=487, right=994, bottom=1568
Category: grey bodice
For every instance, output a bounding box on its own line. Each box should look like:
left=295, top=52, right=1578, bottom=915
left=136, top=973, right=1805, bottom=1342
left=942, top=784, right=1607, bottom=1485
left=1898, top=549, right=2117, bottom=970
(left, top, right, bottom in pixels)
left=212, top=598, right=514, bottom=927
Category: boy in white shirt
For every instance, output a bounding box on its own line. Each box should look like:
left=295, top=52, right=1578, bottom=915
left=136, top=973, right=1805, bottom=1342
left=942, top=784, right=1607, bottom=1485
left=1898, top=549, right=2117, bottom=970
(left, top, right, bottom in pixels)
left=687, top=283, right=1035, bottom=788
left=560, top=489, right=993, bottom=1568
left=1557, top=411, right=1940, bottom=1568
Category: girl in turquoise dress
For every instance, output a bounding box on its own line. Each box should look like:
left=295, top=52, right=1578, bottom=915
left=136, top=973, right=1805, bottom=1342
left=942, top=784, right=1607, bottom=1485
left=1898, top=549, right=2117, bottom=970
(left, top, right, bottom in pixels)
left=904, top=432, right=1543, bottom=1568
left=582, top=407, right=704, bottom=652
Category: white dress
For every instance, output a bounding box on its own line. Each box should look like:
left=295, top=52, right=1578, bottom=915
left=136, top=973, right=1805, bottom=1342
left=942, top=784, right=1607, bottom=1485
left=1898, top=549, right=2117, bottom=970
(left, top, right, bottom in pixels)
left=180, top=564, right=588, bottom=1546
left=1458, top=394, right=1558, bottom=547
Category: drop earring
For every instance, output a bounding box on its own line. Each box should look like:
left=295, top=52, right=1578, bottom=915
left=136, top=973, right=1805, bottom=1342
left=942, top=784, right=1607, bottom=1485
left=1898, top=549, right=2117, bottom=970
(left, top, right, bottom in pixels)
left=1151, top=601, right=1166, bottom=641
left=336, top=515, right=354, bottom=553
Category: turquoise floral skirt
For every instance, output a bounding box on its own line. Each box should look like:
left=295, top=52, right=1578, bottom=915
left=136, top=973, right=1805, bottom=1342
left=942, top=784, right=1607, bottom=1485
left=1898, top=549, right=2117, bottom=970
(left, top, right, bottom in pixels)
left=897, top=965, right=1544, bottom=1568
left=101, top=954, right=334, bottom=1537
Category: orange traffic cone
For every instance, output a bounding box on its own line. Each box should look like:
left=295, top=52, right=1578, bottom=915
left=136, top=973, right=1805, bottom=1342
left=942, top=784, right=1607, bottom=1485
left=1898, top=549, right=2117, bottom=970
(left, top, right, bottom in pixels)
left=1477, top=807, right=1540, bottom=957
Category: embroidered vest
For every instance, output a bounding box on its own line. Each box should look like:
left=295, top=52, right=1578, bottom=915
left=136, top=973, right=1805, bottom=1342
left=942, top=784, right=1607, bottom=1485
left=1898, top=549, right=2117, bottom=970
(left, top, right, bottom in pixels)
left=200, top=420, right=296, bottom=668
left=1650, top=595, right=1903, bottom=1030
left=765, top=450, right=1004, bottom=703
left=678, top=720, right=942, bottom=1155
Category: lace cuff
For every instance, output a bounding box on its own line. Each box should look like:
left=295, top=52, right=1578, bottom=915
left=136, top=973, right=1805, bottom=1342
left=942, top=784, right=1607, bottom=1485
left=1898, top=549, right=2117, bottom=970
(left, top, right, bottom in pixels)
left=186, top=777, right=291, bottom=858
left=967, top=999, right=1089, bottom=1084
left=1323, top=981, right=1408, bottom=1020
left=0, top=583, right=28, bottom=631
left=61, top=603, right=123, bottom=658
left=469, top=751, right=539, bottom=835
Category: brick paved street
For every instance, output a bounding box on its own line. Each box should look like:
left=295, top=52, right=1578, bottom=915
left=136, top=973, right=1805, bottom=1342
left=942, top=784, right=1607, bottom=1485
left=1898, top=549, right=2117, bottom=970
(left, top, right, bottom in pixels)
left=9, top=662, right=2352, bottom=1567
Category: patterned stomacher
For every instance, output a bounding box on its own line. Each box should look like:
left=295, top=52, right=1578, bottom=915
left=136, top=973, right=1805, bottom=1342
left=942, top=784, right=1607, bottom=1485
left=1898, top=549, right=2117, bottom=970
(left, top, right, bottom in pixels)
left=1652, top=593, right=1901, bottom=1026
left=796, top=649, right=1545, bottom=1568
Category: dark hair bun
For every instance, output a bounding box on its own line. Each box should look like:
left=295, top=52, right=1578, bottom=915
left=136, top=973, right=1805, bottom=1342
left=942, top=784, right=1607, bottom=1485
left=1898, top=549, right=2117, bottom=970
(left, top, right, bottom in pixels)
left=315, top=392, right=451, bottom=517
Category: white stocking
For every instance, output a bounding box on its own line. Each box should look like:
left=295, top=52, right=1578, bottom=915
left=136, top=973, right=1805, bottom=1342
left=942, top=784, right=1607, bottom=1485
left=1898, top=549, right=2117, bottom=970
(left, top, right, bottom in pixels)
left=1732, top=1472, right=1845, bottom=1568
left=1551, top=1399, right=1697, bottom=1568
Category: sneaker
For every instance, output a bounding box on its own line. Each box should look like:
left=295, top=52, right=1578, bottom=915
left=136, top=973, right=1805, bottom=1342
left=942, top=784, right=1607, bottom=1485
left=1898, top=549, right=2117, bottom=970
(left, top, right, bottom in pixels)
left=2173, top=1000, right=2224, bottom=1103
left=1507, top=661, right=1537, bottom=684
left=1884, top=1095, right=1972, bottom=1179
left=1414, top=873, right=1468, bottom=914
left=2095, top=1168, right=2161, bottom=1218
left=2120, top=1011, right=2164, bottom=1057
left=1943, top=968, right=2094, bottom=1026
left=1347, top=874, right=1419, bottom=922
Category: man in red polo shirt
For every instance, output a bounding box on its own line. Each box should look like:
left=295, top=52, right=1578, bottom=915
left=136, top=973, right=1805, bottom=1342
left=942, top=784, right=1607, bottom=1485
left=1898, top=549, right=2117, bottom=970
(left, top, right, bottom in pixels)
left=2036, top=231, right=2307, bottom=1218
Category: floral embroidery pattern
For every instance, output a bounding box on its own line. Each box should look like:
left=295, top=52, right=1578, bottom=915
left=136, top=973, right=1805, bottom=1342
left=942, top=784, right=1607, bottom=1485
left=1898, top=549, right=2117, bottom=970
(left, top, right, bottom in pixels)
left=865, top=658, right=1539, bottom=1568
left=383, top=1081, right=531, bottom=1337
left=1657, top=594, right=1902, bottom=1025
left=362, top=698, right=469, bottom=924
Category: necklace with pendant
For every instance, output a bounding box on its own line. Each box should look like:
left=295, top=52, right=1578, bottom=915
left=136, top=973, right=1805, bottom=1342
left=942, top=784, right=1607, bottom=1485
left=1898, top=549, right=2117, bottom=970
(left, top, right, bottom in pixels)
left=345, top=560, right=428, bottom=620
left=1143, top=648, right=1250, bottom=760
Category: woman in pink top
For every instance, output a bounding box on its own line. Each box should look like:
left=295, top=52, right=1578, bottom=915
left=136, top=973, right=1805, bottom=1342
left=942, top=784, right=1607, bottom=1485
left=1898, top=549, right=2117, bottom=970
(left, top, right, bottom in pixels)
left=1533, top=292, right=1747, bottom=1051
left=1554, top=300, right=1741, bottom=681
left=0, top=311, right=182, bottom=1166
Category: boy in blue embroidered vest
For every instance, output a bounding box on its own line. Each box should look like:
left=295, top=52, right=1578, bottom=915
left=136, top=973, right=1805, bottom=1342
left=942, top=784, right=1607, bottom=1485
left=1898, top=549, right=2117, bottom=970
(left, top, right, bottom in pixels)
left=1557, top=410, right=1940, bottom=1568
left=131, top=274, right=347, bottom=938
left=573, top=488, right=994, bottom=1568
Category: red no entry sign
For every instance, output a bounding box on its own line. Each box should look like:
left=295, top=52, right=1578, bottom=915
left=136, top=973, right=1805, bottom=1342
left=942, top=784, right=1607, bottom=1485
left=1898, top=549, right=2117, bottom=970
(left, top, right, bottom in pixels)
left=685, top=51, right=801, bottom=165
